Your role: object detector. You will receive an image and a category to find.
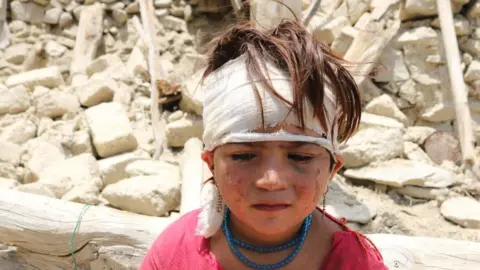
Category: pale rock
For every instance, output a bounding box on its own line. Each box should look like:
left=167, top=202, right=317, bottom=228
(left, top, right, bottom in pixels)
left=86, top=54, right=124, bottom=76
left=22, top=139, right=66, bottom=183
left=344, top=159, right=456, bottom=188
left=59, top=12, right=73, bottom=28
left=396, top=79, right=421, bottom=105
left=0, top=118, right=37, bottom=145
left=325, top=204, right=376, bottom=224
left=358, top=79, right=382, bottom=104
left=85, top=102, right=138, bottom=157
left=69, top=130, right=93, bottom=155
left=0, top=178, right=20, bottom=189
left=331, top=26, right=358, bottom=57
left=396, top=26, right=439, bottom=47
left=10, top=1, right=46, bottom=23
left=340, top=126, right=404, bottom=168
left=312, top=16, right=350, bottom=45
left=33, top=87, right=80, bottom=118
left=403, top=141, right=435, bottom=164
left=459, top=38, right=480, bottom=58
left=359, top=112, right=405, bottom=129
left=33, top=0, right=50, bottom=5
left=113, top=82, right=133, bottom=107
left=99, top=151, right=150, bottom=186
left=101, top=174, right=181, bottom=216
left=466, top=0, right=480, bottom=18
left=38, top=153, right=101, bottom=201
left=0, top=85, right=30, bottom=115
left=6, top=66, right=65, bottom=90
left=0, top=163, right=20, bottom=181
left=56, top=36, right=75, bottom=49
left=401, top=0, right=465, bottom=19
left=44, top=7, right=62, bottom=24
left=126, top=41, right=148, bottom=79
left=431, top=14, right=470, bottom=36
left=364, top=94, right=408, bottom=124
left=125, top=160, right=178, bottom=177
left=77, top=77, right=116, bottom=107
left=112, top=8, right=128, bottom=25
left=154, top=0, right=172, bottom=8
left=179, top=69, right=204, bottom=116
left=167, top=110, right=184, bottom=122
left=396, top=185, right=449, bottom=200
left=16, top=182, right=56, bottom=198
left=126, top=1, right=140, bottom=13
left=165, top=113, right=203, bottom=147
left=464, top=60, right=480, bottom=82
left=374, top=48, right=410, bottom=83
left=345, top=0, right=369, bottom=24
left=62, top=182, right=102, bottom=205
left=160, top=16, right=187, bottom=32
left=319, top=0, right=343, bottom=14
left=4, top=43, right=32, bottom=64
left=155, top=8, right=169, bottom=19
left=44, top=40, right=66, bottom=57
left=403, top=126, right=437, bottom=145
left=8, top=20, right=28, bottom=35
left=0, top=141, right=22, bottom=165
left=441, top=196, right=480, bottom=229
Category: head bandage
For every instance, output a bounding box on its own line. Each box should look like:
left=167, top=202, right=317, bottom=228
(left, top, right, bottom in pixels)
left=201, top=54, right=339, bottom=154
left=196, top=54, right=339, bottom=238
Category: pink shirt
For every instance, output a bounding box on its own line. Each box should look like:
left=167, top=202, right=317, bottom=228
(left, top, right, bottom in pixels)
left=140, top=209, right=388, bottom=270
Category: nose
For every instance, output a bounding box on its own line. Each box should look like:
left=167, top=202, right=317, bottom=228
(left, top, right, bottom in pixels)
left=255, top=160, right=288, bottom=191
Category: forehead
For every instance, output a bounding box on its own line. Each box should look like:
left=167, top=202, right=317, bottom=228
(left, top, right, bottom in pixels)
left=223, top=141, right=326, bottom=150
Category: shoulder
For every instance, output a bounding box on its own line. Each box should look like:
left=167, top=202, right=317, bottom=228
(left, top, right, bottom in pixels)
left=140, top=209, right=205, bottom=270
left=322, top=231, right=388, bottom=270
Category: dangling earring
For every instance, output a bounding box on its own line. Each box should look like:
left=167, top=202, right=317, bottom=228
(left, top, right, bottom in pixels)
left=196, top=177, right=225, bottom=238
left=322, top=186, right=329, bottom=219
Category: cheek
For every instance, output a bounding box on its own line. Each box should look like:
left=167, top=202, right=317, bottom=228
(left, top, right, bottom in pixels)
left=294, top=167, right=330, bottom=206
left=214, top=161, right=251, bottom=205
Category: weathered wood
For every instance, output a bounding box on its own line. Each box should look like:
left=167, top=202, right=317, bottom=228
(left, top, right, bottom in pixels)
left=436, top=0, right=480, bottom=181
left=368, top=233, right=480, bottom=270
left=0, top=189, right=173, bottom=270
left=70, top=3, right=104, bottom=87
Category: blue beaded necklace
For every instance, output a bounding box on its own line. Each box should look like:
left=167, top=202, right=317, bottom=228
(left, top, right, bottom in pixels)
left=222, top=207, right=313, bottom=270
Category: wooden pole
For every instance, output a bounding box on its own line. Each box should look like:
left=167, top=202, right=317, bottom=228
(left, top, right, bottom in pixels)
left=138, top=0, right=167, bottom=160
left=436, top=0, right=479, bottom=180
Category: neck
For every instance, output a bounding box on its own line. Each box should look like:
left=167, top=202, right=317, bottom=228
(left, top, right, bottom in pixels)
left=228, top=212, right=304, bottom=247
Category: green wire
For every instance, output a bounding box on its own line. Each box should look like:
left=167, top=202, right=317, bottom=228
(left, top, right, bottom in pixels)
left=70, top=204, right=91, bottom=270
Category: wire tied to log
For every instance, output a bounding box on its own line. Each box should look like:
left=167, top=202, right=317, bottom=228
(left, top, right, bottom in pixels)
left=70, top=204, right=91, bottom=270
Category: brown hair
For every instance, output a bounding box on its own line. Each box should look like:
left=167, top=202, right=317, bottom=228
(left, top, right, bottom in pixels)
left=200, top=19, right=362, bottom=144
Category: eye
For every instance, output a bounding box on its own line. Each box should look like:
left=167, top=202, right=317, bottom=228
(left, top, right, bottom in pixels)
left=288, top=154, right=314, bottom=163
left=231, top=153, right=256, bottom=162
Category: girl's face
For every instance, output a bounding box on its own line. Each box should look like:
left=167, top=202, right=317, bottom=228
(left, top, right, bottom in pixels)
left=201, top=125, right=344, bottom=237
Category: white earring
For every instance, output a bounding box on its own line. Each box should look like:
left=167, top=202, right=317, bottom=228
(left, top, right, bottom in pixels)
left=195, top=178, right=225, bottom=238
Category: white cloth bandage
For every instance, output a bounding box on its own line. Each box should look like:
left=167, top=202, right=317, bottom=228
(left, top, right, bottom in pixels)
left=195, top=54, right=338, bottom=238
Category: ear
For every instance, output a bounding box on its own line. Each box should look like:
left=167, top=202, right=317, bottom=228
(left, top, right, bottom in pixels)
left=330, top=154, right=344, bottom=179
left=201, top=151, right=214, bottom=173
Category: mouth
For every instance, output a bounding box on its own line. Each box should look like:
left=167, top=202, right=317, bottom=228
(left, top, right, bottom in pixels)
left=252, top=203, right=291, bottom=212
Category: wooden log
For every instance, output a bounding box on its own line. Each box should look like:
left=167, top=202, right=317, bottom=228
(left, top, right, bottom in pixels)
left=70, top=3, right=104, bottom=87
left=436, top=0, right=480, bottom=181
left=250, top=0, right=302, bottom=29
left=368, top=233, right=480, bottom=270
left=0, top=189, right=173, bottom=270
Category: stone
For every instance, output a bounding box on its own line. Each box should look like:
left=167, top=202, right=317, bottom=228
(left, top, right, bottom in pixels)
left=345, top=0, right=369, bottom=24
left=440, top=196, right=480, bottom=229
left=167, top=110, right=184, bottom=122
left=359, top=112, right=405, bottom=129
left=159, top=16, right=187, bottom=32
left=364, top=94, right=408, bottom=124
left=396, top=26, right=439, bottom=47
left=69, top=130, right=93, bottom=155
left=44, top=40, right=67, bottom=57
left=403, top=141, right=435, bottom=165
left=325, top=203, right=376, bottom=224
left=460, top=38, right=480, bottom=58
left=154, top=0, right=172, bottom=8
left=331, top=26, right=358, bottom=57
left=0, top=178, right=20, bottom=189
left=312, top=16, right=350, bottom=45
left=10, top=1, right=46, bottom=23
left=86, top=54, right=124, bottom=77
left=179, top=69, right=204, bottom=116
left=467, top=0, right=480, bottom=18
left=44, top=7, right=62, bottom=24
left=32, top=86, right=80, bottom=118
left=112, top=8, right=128, bottom=25
left=0, top=85, right=30, bottom=115
left=0, top=119, right=37, bottom=145
left=465, top=60, right=480, bottom=82
left=0, top=141, right=22, bottom=165
left=431, top=14, right=470, bottom=36
left=99, top=151, right=150, bottom=186
left=340, top=126, right=404, bottom=168
left=101, top=174, right=181, bottom=216
left=403, top=126, right=437, bottom=145
left=396, top=185, right=449, bottom=200
left=125, top=160, right=179, bottom=177
left=59, top=12, right=73, bottom=28
left=126, top=2, right=139, bottom=13
left=16, top=182, right=56, bottom=198
left=22, top=139, right=66, bottom=183
left=6, top=66, right=65, bottom=90
left=85, top=102, right=138, bottom=158
left=8, top=20, right=28, bottom=36
left=374, top=48, right=410, bottom=83
left=77, top=77, right=117, bottom=107
left=0, top=163, right=20, bottom=181
left=165, top=113, right=203, bottom=147
left=344, top=159, right=456, bottom=188
left=4, top=43, right=32, bottom=65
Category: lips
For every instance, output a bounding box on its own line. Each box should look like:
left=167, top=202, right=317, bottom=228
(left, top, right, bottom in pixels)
left=252, top=203, right=291, bottom=212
